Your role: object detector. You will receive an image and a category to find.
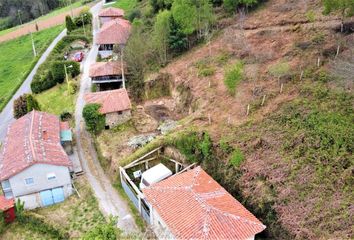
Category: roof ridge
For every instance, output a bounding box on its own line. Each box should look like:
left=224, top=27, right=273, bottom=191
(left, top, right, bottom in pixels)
left=29, top=111, right=36, bottom=163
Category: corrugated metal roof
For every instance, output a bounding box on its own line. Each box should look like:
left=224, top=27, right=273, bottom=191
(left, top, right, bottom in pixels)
left=60, top=130, right=72, bottom=142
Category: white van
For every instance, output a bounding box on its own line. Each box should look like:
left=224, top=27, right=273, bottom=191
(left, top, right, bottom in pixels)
left=139, top=163, right=172, bottom=189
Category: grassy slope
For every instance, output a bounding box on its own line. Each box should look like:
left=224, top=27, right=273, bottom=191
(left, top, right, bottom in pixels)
left=35, top=84, right=77, bottom=115
left=0, top=25, right=64, bottom=112
left=110, top=0, right=138, bottom=12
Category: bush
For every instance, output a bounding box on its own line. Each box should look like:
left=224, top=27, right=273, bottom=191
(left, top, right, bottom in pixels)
left=224, top=61, right=244, bottom=96
left=82, top=217, right=120, bottom=240
left=83, top=104, right=105, bottom=134
left=51, top=61, right=80, bottom=84
left=127, top=9, right=142, bottom=22
left=74, top=8, right=93, bottom=27
left=31, top=70, right=56, bottom=93
left=60, top=111, right=72, bottom=121
left=229, top=148, right=245, bottom=167
left=65, top=15, right=76, bottom=32
left=13, top=94, right=41, bottom=119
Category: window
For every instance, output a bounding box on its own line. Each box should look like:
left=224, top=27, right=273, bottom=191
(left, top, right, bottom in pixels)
left=1, top=180, right=11, bottom=190
left=47, top=173, right=56, bottom=180
left=118, top=111, right=123, bottom=115
left=25, top=178, right=34, bottom=185
left=4, top=191, right=13, bottom=199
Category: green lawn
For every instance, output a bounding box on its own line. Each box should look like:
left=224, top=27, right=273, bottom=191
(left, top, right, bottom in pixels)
left=110, top=0, right=138, bottom=12
left=0, top=25, right=64, bottom=112
left=36, top=83, right=77, bottom=115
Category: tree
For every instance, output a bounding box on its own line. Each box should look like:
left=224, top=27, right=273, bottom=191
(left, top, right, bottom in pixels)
left=153, top=10, right=171, bottom=65
left=65, top=15, right=76, bottom=32
left=168, top=15, right=188, bottom=53
left=13, top=94, right=40, bottom=119
left=322, top=0, right=354, bottom=32
left=82, top=104, right=105, bottom=134
left=223, top=0, right=259, bottom=14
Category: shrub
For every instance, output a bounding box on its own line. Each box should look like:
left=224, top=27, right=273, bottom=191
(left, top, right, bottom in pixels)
left=51, top=61, right=80, bottom=84
left=82, top=217, right=120, bottom=240
left=0, top=212, right=5, bottom=235
left=127, top=9, right=142, bottom=22
left=229, top=148, right=245, bottom=167
left=74, top=8, right=93, bottom=27
left=224, top=61, right=244, bottom=96
left=60, top=111, right=72, bottom=121
left=268, top=61, right=290, bottom=79
left=65, top=15, right=76, bottom=32
left=13, top=94, right=40, bottom=119
left=83, top=104, right=105, bottom=134
left=31, top=70, right=56, bottom=93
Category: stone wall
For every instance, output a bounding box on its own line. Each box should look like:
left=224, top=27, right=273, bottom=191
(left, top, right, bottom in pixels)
left=105, top=110, right=131, bottom=128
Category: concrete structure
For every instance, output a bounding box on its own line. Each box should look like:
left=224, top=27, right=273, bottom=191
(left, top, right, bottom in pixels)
left=0, top=111, right=73, bottom=209
left=99, top=7, right=124, bottom=25
left=84, top=89, right=132, bottom=129
left=89, top=61, right=127, bottom=91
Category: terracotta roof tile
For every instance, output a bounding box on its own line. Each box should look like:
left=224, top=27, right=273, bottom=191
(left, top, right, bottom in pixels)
left=99, top=7, right=124, bottom=17
left=96, top=19, right=131, bottom=45
left=89, top=61, right=127, bottom=78
left=0, top=111, right=71, bottom=181
left=143, top=167, right=266, bottom=240
left=84, top=88, right=131, bottom=114
left=0, top=196, right=14, bottom=211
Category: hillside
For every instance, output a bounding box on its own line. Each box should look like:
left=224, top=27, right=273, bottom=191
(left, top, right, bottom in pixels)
left=153, top=0, right=353, bottom=239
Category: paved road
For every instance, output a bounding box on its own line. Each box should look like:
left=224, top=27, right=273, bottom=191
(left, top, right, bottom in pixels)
left=0, top=29, right=67, bottom=143
left=74, top=1, right=139, bottom=235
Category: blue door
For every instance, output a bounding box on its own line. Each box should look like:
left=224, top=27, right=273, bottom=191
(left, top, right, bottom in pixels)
left=40, top=190, right=54, bottom=206
left=52, top=187, right=65, bottom=203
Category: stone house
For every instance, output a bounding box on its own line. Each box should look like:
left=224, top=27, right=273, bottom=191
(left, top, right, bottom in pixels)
left=98, top=7, right=124, bottom=25
left=84, top=88, right=132, bottom=129
left=0, top=111, right=73, bottom=209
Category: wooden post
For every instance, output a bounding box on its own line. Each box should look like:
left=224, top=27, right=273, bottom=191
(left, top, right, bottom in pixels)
left=175, top=162, right=179, bottom=173
left=300, top=70, right=304, bottom=81
left=317, top=57, right=321, bottom=67
left=335, top=45, right=340, bottom=58
left=246, top=104, right=250, bottom=116
left=208, top=114, right=211, bottom=125
left=227, top=115, right=231, bottom=125
left=261, top=95, right=266, bottom=106
left=280, top=83, right=284, bottom=93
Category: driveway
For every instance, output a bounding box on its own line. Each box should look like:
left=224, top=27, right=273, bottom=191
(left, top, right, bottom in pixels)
left=0, top=29, right=67, bottom=143
left=74, top=1, right=139, bottom=235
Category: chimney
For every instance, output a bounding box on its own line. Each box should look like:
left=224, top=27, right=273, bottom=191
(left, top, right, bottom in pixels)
left=42, top=130, right=48, bottom=140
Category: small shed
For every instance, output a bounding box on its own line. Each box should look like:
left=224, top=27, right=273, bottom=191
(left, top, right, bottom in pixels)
left=60, top=122, right=73, bottom=154
left=0, top=196, right=15, bottom=223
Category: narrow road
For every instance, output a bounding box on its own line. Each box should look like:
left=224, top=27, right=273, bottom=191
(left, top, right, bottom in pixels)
left=74, top=1, right=139, bottom=235
left=0, top=29, right=67, bottom=142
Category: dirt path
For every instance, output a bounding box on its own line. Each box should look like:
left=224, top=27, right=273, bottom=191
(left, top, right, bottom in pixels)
left=0, top=3, right=94, bottom=43
left=74, top=1, right=139, bottom=235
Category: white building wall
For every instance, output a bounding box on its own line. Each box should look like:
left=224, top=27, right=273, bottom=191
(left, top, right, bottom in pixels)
left=150, top=206, right=175, bottom=239
left=6, top=164, right=72, bottom=209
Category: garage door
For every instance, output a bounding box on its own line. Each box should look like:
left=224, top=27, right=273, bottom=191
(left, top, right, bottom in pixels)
left=52, top=187, right=65, bottom=203
left=40, top=190, right=54, bottom=206
left=40, top=187, right=65, bottom=207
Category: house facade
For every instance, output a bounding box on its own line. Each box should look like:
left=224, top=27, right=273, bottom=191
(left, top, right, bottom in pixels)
left=96, top=18, right=131, bottom=57
left=0, top=111, right=73, bottom=209
left=98, top=7, right=124, bottom=25
left=84, top=89, right=132, bottom=129
left=89, top=61, right=127, bottom=91
left=142, top=167, right=266, bottom=240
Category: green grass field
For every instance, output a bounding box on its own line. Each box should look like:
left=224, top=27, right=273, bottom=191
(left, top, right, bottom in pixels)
left=0, top=25, right=64, bottom=112
left=36, top=83, right=77, bottom=115
left=110, top=0, right=138, bottom=12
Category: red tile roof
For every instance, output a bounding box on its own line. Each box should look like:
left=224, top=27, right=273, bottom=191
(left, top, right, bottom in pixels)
left=143, top=167, right=266, bottom=240
left=0, top=111, right=71, bottom=181
left=96, top=19, right=131, bottom=45
left=84, top=89, right=132, bottom=114
left=0, top=196, right=14, bottom=211
left=89, top=61, right=127, bottom=78
left=99, top=7, right=124, bottom=17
